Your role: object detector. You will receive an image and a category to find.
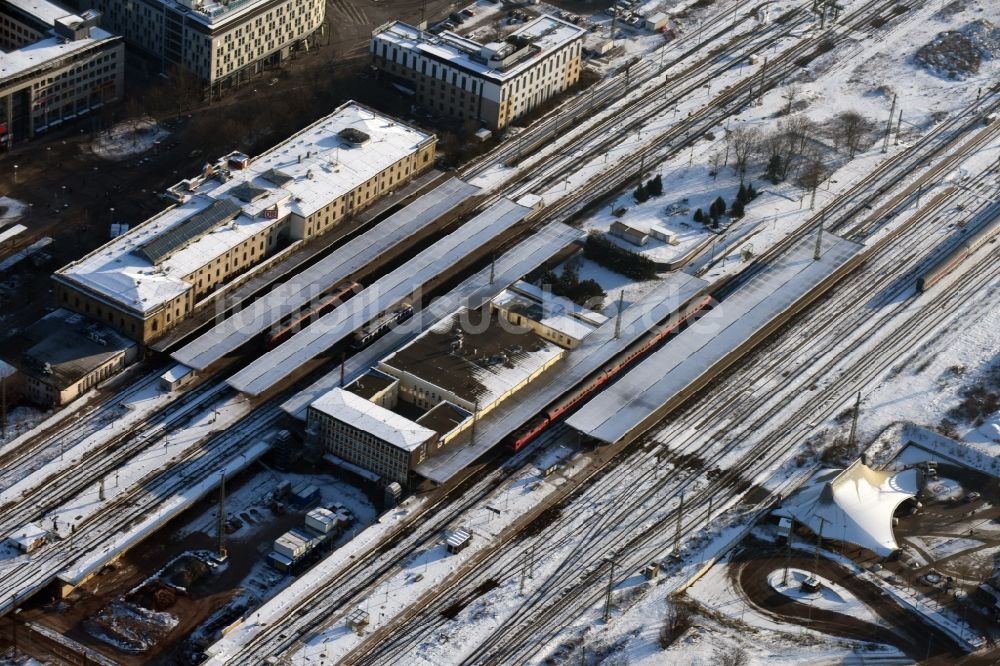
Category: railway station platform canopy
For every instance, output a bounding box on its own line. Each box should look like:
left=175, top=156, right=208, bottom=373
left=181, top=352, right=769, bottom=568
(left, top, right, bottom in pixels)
left=566, top=232, right=864, bottom=445
left=281, top=221, right=587, bottom=419
left=413, top=271, right=710, bottom=484
left=773, top=460, right=919, bottom=557
left=171, top=177, right=479, bottom=371
left=228, top=197, right=533, bottom=396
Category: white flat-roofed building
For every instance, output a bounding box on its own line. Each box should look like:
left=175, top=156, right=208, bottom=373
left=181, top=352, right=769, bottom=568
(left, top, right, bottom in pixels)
left=307, top=387, right=437, bottom=485
left=371, top=15, right=586, bottom=130
left=53, top=101, right=436, bottom=344
left=80, top=0, right=324, bottom=87
left=1, top=0, right=124, bottom=147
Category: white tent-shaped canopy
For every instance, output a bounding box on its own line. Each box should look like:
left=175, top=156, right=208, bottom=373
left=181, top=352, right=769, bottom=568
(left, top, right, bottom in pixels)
left=775, top=460, right=919, bottom=557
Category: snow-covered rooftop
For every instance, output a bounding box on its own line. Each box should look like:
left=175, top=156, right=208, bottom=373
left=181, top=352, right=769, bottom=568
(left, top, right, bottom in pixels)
left=374, top=15, right=585, bottom=83
left=5, top=0, right=74, bottom=25
left=379, top=307, right=564, bottom=410
left=281, top=221, right=587, bottom=419
left=56, top=102, right=434, bottom=316
left=228, top=197, right=532, bottom=397
left=172, top=177, right=478, bottom=370
left=0, top=13, right=117, bottom=81
left=310, top=388, right=435, bottom=452
left=492, top=280, right=607, bottom=343
left=774, top=461, right=919, bottom=557
left=146, top=0, right=284, bottom=28
left=567, top=232, right=864, bottom=444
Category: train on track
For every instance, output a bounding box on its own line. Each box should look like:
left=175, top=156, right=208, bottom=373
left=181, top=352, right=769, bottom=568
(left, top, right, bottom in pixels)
left=508, top=294, right=712, bottom=451
left=267, top=281, right=362, bottom=347
left=350, top=304, right=415, bottom=351
left=917, top=214, right=1000, bottom=292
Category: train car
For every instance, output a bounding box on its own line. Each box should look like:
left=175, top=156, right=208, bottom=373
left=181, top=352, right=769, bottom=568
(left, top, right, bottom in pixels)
left=267, top=282, right=362, bottom=347
left=917, top=216, right=1000, bottom=292
left=350, top=304, right=414, bottom=351
left=508, top=294, right=712, bottom=451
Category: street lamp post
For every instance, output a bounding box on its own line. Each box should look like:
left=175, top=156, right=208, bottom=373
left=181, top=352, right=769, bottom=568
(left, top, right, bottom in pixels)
left=12, top=164, right=17, bottom=184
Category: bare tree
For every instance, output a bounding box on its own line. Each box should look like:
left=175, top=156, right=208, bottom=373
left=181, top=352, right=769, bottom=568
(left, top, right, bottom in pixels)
left=727, top=125, right=760, bottom=177
left=761, top=128, right=788, bottom=183
left=833, top=110, right=869, bottom=158
left=715, top=646, right=749, bottom=666
left=780, top=115, right=817, bottom=180
left=658, top=603, right=692, bottom=649
left=709, top=151, right=722, bottom=178
left=781, top=83, right=800, bottom=116
left=759, top=115, right=817, bottom=182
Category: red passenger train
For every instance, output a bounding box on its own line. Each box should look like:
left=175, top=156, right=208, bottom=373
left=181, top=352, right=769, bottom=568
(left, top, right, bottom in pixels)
left=267, top=281, right=362, bottom=347
left=509, top=294, right=712, bottom=451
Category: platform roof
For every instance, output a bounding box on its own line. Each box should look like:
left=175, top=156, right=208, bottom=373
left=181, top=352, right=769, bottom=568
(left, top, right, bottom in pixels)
left=281, top=221, right=586, bottom=419
left=566, top=233, right=864, bottom=444
left=171, top=177, right=479, bottom=370
left=228, top=197, right=532, bottom=396
left=415, top=271, right=710, bottom=483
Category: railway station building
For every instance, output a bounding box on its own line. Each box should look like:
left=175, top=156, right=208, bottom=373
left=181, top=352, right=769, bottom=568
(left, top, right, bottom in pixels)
left=306, top=290, right=604, bottom=485
left=79, top=0, right=324, bottom=89
left=53, top=101, right=436, bottom=344
left=0, top=0, right=124, bottom=147
left=371, top=15, right=586, bottom=130
left=0, top=308, right=138, bottom=406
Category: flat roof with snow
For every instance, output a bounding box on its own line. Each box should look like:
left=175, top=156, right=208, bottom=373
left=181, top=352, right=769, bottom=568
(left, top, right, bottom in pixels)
left=415, top=271, right=710, bottom=483
left=1, top=0, right=118, bottom=80
left=55, top=102, right=434, bottom=316
left=493, top=280, right=608, bottom=343
left=172, top=177, right=479, bottom=370
left=310, top=388, right=435, bottom=452
left=374, top=15, right=585, bottom=83
left=281, top=221, right=587, bottom=419
left=228, top=197, right=532, bottom=396
left=566, top=232, right=864, bottom=444
left=380, top=308, right=563, bottom=409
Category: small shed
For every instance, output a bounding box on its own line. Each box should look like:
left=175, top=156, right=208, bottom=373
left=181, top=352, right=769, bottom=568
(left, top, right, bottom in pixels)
left=160, top=363, right=194, bottom=391
left=305, top=507, right=338, bottom=535
left=610, top=221, right=649, bottom=247
left=446, top=528, right=472, bottom=554
left=649, top=224, right=679, bottom=245
left=347, top=608, right=370, bottom=633
left=645, top=12, right=669, bottom=31
left=9, top=522, right=48, bottom=553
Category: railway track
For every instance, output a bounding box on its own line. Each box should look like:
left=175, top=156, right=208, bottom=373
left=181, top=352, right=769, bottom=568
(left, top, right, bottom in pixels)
left=536, top=0, right=928, bottom=227
left=348, top=135, right=1000, bottom=666
left=206, top=0, right=986, bottom=660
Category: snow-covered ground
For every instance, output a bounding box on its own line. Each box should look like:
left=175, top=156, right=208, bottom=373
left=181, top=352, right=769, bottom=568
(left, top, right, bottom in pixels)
left=768, top=568, right=882, bottom=626
left=204, top=0, right=1000, bottom=662
left=89, top=117, right=169, bottom=161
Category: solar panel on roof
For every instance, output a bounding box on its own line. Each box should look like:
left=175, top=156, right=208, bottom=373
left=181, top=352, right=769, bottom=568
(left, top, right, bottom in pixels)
left=133, top=199, right=242, bottom=265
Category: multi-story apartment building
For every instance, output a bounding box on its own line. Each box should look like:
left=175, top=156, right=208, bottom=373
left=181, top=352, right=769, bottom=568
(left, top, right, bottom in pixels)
left=82, top=0, right=324, bottom=87
left=0, top=0, right=124, bottom=147
left=371, top=15, right=586, bottom=131
left=53, top=101, right=436, bottom=344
